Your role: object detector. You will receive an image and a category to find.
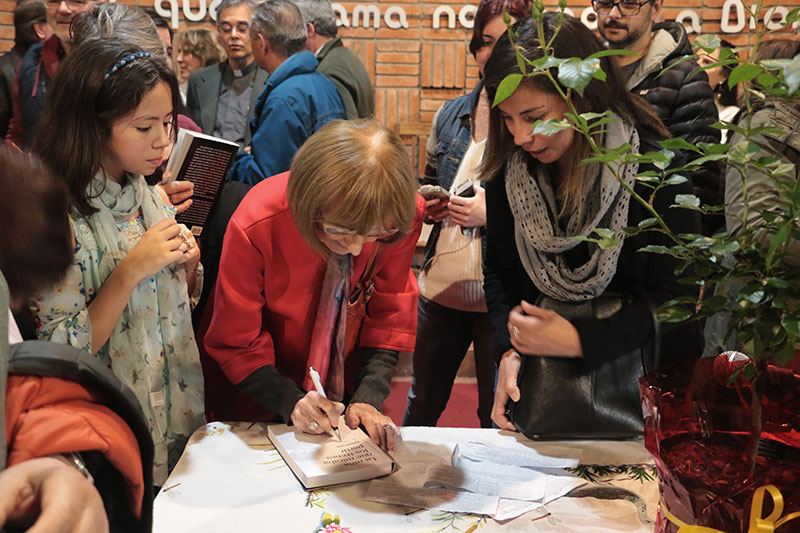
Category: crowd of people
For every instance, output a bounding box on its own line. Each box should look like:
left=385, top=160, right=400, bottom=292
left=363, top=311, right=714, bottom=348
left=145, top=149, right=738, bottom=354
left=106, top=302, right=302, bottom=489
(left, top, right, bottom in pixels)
left=0, top=0, right=798, bottom=529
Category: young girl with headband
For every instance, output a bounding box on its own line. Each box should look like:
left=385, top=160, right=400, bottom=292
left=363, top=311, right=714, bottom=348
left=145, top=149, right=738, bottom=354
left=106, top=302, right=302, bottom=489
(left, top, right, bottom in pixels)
left=30, top=38, right=205, bottom=485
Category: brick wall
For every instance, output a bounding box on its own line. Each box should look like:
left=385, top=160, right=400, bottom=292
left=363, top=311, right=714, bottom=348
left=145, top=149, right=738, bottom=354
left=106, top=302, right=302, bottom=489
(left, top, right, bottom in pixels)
left=0, top=0, right=795, bottom=171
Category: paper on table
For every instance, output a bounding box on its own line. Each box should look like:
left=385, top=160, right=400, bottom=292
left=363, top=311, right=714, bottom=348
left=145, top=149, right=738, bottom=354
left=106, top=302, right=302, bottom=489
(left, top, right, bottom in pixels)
left=454, top=441, right=581, bottom=469
left=365, top=479, right=499, bottom=515
left=422, top=463, right=546, bottom=501
left=494, top=498, right=545, bottom=521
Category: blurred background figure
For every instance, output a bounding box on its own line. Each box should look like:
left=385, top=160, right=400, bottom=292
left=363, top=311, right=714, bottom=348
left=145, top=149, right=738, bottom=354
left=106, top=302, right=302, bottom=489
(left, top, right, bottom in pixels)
left=4, top=0, right=103, bottom=149
left=696, top=38, right=739, bottom=142
left=0, top=0, right=51, bottom=139
left=143, top=6, right=174, bottom=68
left=173, top=27, right=226, bottom=104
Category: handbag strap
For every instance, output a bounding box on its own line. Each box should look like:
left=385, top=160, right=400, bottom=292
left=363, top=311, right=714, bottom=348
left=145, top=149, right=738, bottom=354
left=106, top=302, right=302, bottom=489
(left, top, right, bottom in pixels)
left=349, top=244, right=383, bottom=306
left=637, top=290, right=661, bottom=374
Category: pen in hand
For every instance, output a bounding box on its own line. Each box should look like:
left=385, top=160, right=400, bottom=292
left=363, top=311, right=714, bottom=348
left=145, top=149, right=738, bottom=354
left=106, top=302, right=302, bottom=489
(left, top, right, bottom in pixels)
left=308, top=366, right=342, bottom=441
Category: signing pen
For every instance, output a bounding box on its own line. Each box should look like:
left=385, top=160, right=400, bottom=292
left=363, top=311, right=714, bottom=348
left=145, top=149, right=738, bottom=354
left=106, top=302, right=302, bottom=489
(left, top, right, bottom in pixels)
left=308, top=366, right=341, bottom=441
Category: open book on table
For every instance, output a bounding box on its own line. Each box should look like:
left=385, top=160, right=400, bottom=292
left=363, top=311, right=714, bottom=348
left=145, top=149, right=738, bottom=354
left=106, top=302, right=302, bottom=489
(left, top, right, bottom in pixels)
left=267, top=417, right=397, bottom=490
left=163, top=128, right=239, bottom=237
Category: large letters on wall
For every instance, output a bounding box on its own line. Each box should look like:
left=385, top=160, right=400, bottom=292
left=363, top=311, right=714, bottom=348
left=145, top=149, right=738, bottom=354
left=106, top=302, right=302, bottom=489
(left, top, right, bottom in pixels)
left=154, top=0, right=800, bottom=32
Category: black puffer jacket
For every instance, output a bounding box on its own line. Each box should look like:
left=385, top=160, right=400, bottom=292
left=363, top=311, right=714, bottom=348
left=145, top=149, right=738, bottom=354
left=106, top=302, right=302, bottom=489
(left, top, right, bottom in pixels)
left=627, top=21, right=722, bottom=234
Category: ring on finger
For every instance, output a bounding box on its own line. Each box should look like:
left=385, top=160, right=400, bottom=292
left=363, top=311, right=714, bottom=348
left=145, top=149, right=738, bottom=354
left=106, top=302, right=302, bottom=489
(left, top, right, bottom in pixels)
left=308, top=421, right=319, bottom=431
left=179, top=229, right=194, bottom=250
left=512, top=325, right=521, bottom=339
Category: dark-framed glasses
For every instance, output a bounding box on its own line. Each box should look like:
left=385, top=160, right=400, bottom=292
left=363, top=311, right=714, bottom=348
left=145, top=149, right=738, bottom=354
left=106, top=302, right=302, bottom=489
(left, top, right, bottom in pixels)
left=321, top=222, right=399, bottom=240
left=45, top=0, right=89, bottom=10
left=592, top=0, right=652, bottom=16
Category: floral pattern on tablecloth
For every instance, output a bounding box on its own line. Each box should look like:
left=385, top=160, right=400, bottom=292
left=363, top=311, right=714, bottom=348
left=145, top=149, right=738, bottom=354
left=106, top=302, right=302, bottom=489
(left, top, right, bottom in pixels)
left=313, top=512, right=353, bottom=532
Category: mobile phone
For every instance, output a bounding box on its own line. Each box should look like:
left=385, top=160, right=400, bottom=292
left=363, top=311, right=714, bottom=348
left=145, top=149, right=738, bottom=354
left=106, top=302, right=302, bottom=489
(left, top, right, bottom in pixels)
left=419, top=184, right=450, bottom=202
left=455, top=180, right=475, bottom=198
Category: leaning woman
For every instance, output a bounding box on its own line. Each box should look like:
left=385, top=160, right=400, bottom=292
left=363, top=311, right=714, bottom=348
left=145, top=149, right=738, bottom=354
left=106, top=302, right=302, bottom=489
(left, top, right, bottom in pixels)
left=204, top=119, right=424, bottom=450
left=481, top=15, right=704, bottom=432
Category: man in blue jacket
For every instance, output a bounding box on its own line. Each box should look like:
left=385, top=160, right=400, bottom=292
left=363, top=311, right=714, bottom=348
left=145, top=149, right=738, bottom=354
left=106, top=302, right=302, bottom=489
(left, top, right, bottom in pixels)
left=229, top=0, right=345, bottom=185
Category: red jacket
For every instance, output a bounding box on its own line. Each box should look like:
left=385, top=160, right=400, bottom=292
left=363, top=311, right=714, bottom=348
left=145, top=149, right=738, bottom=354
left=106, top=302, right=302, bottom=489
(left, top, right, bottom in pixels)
left=205, top=172, right=423, bottom=394
left=5, top=375, right=145, bottom=518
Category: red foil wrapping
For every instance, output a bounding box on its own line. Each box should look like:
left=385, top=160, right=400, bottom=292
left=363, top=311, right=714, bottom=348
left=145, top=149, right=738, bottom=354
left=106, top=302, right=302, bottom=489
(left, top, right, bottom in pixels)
left=639, top=358, right=800, bottom=532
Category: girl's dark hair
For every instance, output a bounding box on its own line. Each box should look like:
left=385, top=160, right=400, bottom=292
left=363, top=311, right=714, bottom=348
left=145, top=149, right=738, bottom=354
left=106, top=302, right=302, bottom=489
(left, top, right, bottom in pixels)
left=714, top=39, right=738, bottom=107
left=469, top=0, right=532, bottom=57
left=0, top=147, right=72, bottom=300
left=481, top=14, right=668, bottom=207
left=32, top=38, right=180, bottom=217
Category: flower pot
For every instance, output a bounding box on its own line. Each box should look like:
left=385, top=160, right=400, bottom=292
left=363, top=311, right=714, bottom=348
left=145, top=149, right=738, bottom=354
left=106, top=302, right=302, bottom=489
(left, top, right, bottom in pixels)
left=640, top=358, right=800, bottom=532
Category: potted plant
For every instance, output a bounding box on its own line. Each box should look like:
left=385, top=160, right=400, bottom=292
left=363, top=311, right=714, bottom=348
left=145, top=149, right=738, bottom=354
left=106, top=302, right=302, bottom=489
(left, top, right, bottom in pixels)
left=493, top=1, right=800, bottom=530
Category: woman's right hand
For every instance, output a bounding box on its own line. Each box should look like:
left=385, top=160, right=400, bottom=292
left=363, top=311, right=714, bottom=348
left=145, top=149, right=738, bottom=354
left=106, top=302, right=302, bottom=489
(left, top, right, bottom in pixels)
left=491, top=349, right=522, bottom=431
left=291, top=391, right=345, bottom=436
left=119, top=218, right=186, bottom=285
left=424, top=198, right=449, bottom=224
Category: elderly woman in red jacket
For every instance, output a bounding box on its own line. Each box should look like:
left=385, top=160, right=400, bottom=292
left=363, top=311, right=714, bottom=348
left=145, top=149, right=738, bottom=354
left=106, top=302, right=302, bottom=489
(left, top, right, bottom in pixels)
left=204, top=119, right=424, bottom=451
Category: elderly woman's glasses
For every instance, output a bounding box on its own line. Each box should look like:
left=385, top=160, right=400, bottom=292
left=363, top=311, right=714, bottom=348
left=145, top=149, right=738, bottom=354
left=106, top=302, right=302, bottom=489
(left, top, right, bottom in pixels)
left=592, top=0, right=652, bottom=16
left=321, top=222, right=398, bottom=240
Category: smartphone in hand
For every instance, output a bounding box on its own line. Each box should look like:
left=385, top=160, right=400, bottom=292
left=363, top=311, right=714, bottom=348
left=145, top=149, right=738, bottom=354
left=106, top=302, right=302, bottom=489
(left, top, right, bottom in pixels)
left=419, top=184, right=450, bottom=202
left=455, top=180, right=475, bottom=198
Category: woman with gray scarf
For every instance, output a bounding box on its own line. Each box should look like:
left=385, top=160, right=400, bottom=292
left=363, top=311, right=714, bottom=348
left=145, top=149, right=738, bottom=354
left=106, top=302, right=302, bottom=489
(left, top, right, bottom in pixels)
left=481, top=14, right=704, bottom=433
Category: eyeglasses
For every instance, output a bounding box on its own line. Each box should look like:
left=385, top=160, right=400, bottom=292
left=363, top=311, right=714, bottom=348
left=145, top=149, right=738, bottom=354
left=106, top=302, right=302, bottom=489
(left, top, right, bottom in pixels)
left=592, top=0, right=652, bottom=16
left=45, top=0, right=90, bottom=10
left=321, top=222, right=399, bottom=240
left=219, top=22, right=250, bottom=34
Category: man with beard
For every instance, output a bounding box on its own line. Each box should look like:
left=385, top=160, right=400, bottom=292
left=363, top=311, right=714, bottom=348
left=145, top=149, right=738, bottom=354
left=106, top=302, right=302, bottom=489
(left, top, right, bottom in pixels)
left=5, top=0, right=104, bottom=149
left=594, top=0, right=723, bottom=234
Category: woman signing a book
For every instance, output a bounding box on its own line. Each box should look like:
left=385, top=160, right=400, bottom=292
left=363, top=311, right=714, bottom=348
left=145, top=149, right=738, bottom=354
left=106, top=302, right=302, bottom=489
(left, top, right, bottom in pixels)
left=203, top=119, right=424, bottom=451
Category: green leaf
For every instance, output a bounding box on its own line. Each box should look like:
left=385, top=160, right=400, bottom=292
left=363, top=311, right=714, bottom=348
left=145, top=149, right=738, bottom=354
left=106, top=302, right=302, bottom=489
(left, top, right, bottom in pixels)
left=674, top=194, right=701, bottom=208
left=531, top=56, right=566, bottom=71
left=493, top=74, right=522, bottom=107
left=766, top=277, right=791, bottom=289
left=766, top=223, right=790, bottom=269
left=592, top=69, right=607, bottom=82
left=532, top=118, right=571, bottom=136
left=657, top=306, right=693, bottom=322
left=693, top=34, right=721, bottom=53
left=728, top=64, right=762, bottom=89
left=638, top=217, right=657, bottom=228
left=756, top=72, right=780, bottom=88
left=710, top=241, right=740, bottom=255
left=557, top=57, right=601, bottom=97
left=697, top=142, right=730, bottom=155
left=781, top=317, right=800, bottom=337
left=774, top=341, right=795, bottom=366
left=659, top=138, right=701, bottom=153
left=586, top=49, right=640, bottom=60
left=787, top=6, right=800, bottom=24
left=664, top=175, right=689, bottom=185
left=638, top=244, right=672, bottom=255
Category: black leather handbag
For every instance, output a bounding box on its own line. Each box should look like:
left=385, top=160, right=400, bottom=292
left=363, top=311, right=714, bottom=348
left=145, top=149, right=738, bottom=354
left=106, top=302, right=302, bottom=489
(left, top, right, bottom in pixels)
left=509, top=292, right=660, bottom=439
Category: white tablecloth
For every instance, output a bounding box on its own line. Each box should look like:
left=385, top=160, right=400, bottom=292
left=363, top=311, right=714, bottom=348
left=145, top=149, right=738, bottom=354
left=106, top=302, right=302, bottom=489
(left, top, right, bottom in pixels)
left=153, top=422, right=659, bottom=532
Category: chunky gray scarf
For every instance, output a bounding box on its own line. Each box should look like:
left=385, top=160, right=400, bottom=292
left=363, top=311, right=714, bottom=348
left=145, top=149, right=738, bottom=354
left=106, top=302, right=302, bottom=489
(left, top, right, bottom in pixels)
left=505, top=119, right=640, bottom=302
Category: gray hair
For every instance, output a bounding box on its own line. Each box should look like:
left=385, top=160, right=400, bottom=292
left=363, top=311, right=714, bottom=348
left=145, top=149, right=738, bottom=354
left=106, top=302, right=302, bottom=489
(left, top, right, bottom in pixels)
left=250, top=0, right=307, bottom=58
left=292, top=0, right=337, bottom=39
left=70, top=4, right=169, bottom=64
left=216, top=0, right=256, bottom=23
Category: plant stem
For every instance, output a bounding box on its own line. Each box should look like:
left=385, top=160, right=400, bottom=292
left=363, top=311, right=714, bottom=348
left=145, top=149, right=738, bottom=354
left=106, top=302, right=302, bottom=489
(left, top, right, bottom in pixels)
left=746, top=365, right=766, bottom=476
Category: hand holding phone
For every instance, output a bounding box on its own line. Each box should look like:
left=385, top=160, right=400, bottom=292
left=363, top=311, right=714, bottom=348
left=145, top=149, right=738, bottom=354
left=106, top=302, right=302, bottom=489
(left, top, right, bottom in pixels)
left=419, top=184, right=450, bottom=202
left=454, top=180, right=475, bottom=198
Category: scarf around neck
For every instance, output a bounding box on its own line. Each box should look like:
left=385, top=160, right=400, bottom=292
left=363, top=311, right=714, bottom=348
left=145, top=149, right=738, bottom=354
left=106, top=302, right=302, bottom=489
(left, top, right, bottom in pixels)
left=84, top=173, right=204, bottom=484
left=505, top=118, right=640, bottom=302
